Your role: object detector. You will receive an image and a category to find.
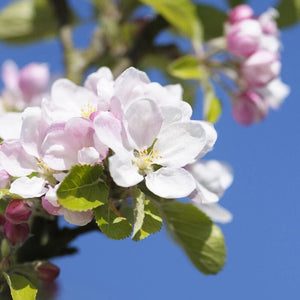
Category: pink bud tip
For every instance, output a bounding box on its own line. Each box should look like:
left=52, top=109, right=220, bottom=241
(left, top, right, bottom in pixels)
left=4, top=221, right=29, bottom=246
left=5, top=199, right=32, bottom=224
left=37, top=262, right=60, bottom=282
left=229, top=5, right=254, bottom=24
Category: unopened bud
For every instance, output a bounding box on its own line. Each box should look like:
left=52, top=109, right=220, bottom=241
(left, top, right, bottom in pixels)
left=241, top=50, right=281, bottom=87
left=5, top=199, right=31, bottom=224
left=37, top=262, right=60, bottom=282
left=4, top=221, right=29, bottom=246
left=18, top=63, right=49, bottom=100
left=228, top=5, right=254, bottom=24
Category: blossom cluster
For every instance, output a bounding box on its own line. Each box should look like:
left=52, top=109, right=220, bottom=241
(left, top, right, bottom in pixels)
left=0, top=65, right=232, bottom=238
left=225, top=5, right=289, bottom=125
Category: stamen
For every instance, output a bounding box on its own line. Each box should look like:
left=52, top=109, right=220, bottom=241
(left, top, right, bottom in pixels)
left=80, top=102, right=97, bottom=119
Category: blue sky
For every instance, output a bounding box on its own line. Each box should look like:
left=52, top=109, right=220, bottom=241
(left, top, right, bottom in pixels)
left=0, top=0, right=299, bottom=299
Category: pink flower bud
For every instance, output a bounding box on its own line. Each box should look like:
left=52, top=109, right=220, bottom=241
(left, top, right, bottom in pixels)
left=37, top=262, right=60, bottom=282
left=232, top=90, right=268, bottom=125
left=228, top=5, right=254, bottom=24
left=4, top=221, right=29, bottom=246
left=226, top=19, right=262, bottom=57
left=0, top=169, right=10, bottom=189
left=5, top=199, right=32, bottom=224
left=241, top=50, right=281, bottom=87
left=18, top=63, right=49, bottom=100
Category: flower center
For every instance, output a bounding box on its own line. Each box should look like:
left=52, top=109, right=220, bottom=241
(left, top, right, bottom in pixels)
left=133, top=148, right=161, bottom=175
left=36, top=159, right=57, bottom=184
left=81, top=102, right=97, bottom=119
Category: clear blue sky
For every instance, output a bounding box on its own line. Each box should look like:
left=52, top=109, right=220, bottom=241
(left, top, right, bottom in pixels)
left=0, top=0, right=299, bottom=299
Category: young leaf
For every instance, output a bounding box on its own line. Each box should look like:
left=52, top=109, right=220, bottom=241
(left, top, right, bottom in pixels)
left=168, top=55, right=205, bottom=80
left=276, top=0, right=300, bottom=28
left=196, top=4, right=227, bottom=41
left=3, top=272, right=37, bottom=300
left=57, top=165, right=108, bottom=212
left=203, top=82, right=222, bottom=123
left=159, top=201, right=226, bottom=274
left=132, top=189, right=162, bottom=241
left=94, top=203, right=132, bottom=240
left=132, top=189, right=146, bottom=239
left=140, top=0, right=202, bottom=41
left=0, top=0, right=76, bottom=44
left=206, top=96, right=222, bottom=123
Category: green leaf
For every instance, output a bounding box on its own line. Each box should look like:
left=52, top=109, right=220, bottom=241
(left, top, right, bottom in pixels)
left=159, top=201, right=226, bottom=274
left=206, top=95, right=222, bottom=123
left=132, top=189, right=146, bottom=239
left=203, top=82, right=222, bottom=123
left=94, top=203, right=132, bottom=240
left=277, top=0, right=300, bottom=28
left=227, top=0, right=246, bottom=8
left=3, top=273, right=37, bottom=300
left=57, top=165, right=108, bottom=212
left=168, top=55, right=205, bottom=80
left=0, top=0, right=76, bottom=44
left=140, top=0, right=202, bottom=41
left=196, top=4, right=227, bottom=41
left=132, top=189, right=162, bottom=241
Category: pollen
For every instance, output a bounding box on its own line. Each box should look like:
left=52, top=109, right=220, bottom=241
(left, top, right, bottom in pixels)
left=80, top=102, right=97, bottom=119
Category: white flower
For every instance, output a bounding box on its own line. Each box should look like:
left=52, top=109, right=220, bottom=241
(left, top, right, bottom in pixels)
left=96, top=98, right=217, bottom=199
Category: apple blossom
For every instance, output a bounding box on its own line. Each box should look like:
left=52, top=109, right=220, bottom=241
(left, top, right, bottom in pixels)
left=1, top=60, right=50, bottom=111
left=97, top=98, right=217, bottom=198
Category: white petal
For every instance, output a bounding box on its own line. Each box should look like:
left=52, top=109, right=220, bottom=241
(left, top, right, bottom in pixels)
left=2, top=60, right=19, bottom=90
left=78, top=147, right=100, bottom=165
left=196, top=121, right=217, bottom=158
left=189, top=184, right=219, bottom=204
left=145, top=167, right=195, bottom=198
left=21, top=106, right=46, bottom=157
left=94, top=111, right=127, bottom=154
left=187, top=160, right=233, bottom=203
left=125, top=99, right=163, bottom=149
left=10, top=176, right=47, bottom=198
left=109, top=153, right=143, bottom=187
left=155, top=121, right=212, bottom=167
left=0, top=112, right=22, bottom=140
left=195, top=203, right=233, bottom=224
left=0, top=140, right=37, bottom=177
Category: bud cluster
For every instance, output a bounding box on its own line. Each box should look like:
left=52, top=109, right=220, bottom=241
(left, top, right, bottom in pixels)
left=225, top=5, right=289, bottom=125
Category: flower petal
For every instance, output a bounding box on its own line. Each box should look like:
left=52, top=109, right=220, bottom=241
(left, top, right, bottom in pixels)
left=125, top=99, right=163, bottom=149
left=155, top=121, right=215, bottom=167
left=0, top=140, right=37, bottom=177
left=10, top=176, right=47, bottom=198
left=195, top=203, right=233, bottom=224
left=0, top=112, right=22, bottom=140
left=109, top=153, right=143, bottom=187
left=145, top=167, right=195, bottom=198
